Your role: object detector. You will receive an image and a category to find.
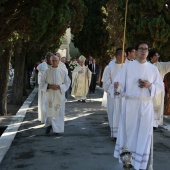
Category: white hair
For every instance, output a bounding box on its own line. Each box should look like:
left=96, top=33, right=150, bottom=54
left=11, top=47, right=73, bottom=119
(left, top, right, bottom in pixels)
left=50, top=55, right=59, bottom=61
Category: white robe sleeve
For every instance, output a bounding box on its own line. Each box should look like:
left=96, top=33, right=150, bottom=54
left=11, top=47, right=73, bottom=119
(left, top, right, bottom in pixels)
left=101, top=66, right=108, bottom=82
left=60, top=73, right=71, bottom=94
left=40, top=70, right=48, bottom=92
left=160, top=61, right=170, bottom=75
left=114, top=66, right=126, bottom=95
left=37, top=63, right=41, bottom=71
left=149, top=67, right=164, bottom=98
left=103, top=66, right=112, bottom=92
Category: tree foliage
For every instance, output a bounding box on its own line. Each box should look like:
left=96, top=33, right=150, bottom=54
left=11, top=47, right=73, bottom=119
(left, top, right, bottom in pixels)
left=0, top=0, right=87, bottom=115
left=73, top=0, right=109, bottom=58
left=106, top=0, right=170, bottom=58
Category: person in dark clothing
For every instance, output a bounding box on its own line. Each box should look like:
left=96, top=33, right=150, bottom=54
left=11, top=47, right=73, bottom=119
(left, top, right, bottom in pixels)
left=88, top=58, right=99, bottom=93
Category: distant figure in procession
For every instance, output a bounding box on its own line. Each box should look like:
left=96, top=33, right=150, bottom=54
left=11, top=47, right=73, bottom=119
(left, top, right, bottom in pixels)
left=71, top=55, right=92, bottom=102
left=88, top=58, right=99, bottom=93
left=103, top=49, right=126, bottom=138
left=41, top=55, right=70, bottom=135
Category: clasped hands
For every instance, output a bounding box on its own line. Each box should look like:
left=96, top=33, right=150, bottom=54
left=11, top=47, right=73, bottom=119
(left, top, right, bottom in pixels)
left=48, top=84, right=60, bottom=90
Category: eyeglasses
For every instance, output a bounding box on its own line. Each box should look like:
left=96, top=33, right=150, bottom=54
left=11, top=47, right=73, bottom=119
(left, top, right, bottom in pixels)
left=138, top=47, right=148, bottom=51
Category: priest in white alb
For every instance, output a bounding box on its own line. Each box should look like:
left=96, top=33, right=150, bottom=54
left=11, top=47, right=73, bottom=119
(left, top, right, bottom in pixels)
left=114, top=42, right=164, bottom=170
left=37, top=52, right=53, bottom=123
left=41, top=55, right=70, bottom=134
left=103, top=49, right=126, bottom=138
left=148, top=49, right=170, bottom=128
left=71, top=55, right=92, bottom=102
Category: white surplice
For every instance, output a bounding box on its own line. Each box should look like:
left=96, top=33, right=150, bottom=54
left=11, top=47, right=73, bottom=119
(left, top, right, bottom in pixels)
left=59, top=61, right=68, bottom=74
left=152, top=61, right=170, bottom=127
left=37, top=62, right=49, bottom=123
left=41, top=66, right=70, bottom=133
left=108, top=58, right=116, bottom=67
left=101, top=65, right=109, bottom=107
left=71, top=65, right=92, bottom=100
left=103, top=62, right=125, bottom=137
left=114, top=60, right=164, bottom=170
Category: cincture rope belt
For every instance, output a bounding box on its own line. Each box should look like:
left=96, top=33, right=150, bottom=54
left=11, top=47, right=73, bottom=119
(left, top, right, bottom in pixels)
left=125, top=96, right=152, bottom=101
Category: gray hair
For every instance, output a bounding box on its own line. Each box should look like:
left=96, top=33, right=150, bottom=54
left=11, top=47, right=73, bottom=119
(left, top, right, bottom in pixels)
left=50, top=55, right=59, bottom=61
left=45, top=52, right=54, bottom=59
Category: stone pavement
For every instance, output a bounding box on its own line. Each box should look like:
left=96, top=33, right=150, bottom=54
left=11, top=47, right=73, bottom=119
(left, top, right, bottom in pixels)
left=0, top=87, right=170, bottom=170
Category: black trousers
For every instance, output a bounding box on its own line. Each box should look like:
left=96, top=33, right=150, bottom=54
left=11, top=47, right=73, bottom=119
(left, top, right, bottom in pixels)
left=89, top=74, right=97, bottom=93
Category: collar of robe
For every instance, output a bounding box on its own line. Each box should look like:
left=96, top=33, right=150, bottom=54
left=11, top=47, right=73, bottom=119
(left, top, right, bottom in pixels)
left=136, top=59, right=147, bottom=64
left=127, top=57, right=133, bottom=61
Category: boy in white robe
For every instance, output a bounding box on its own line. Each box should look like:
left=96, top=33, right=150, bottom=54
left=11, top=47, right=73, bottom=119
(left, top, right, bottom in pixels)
left=103, top=50, right=126, bottom=138
left=41, top=55, right=70, bottom=134
left=114, top=42, right=164, bottom=170
left=148, top=49, right=170, bottom=128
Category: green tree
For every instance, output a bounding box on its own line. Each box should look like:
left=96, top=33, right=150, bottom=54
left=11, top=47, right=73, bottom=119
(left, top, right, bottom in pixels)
left=106, top=0, right=170, bottom=56
left=0, top=0, right=87, bottom=115
left=73, top=0, right=109, bottom=58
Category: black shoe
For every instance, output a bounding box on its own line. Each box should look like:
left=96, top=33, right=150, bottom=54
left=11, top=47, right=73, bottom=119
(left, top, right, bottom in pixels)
left=54, top=133, right=63, bottom=136
left=46, top=125, right=52, bottom=134
left=153, top=127, right=157, bottom=130
left=82, top=100, right=86, bottom=103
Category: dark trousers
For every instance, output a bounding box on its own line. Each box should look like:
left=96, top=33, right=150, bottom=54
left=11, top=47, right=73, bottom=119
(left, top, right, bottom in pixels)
left=90, top=74, right=97, bottom=93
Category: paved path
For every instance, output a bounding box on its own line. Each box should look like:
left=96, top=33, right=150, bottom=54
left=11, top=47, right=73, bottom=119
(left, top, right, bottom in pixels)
left=0, top=87, right=170, bottom=170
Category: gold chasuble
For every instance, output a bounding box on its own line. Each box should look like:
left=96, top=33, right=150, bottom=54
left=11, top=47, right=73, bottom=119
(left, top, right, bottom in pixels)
left=71, top=65, right=92, bottom=99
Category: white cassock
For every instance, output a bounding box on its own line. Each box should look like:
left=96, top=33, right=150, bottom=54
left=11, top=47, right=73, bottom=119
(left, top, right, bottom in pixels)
left=108, top=58, right=116, bottom=67
left=71, top=65, right=92, bottom=100
left=41, top=66, right=70, bottom=133
left=152, top=61, right=170, bottom=127
left=103, top=62, right=125, bottom=137
left=114, top=60, right=164, bottom=170
left=37, top=61, right=49, bottom=123
left=59, top=61, right=68, bottom=74
left=101, top=65, right=109, bottom=107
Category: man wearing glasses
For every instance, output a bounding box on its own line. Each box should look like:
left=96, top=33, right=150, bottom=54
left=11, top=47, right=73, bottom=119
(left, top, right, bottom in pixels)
left=113, top=42, right=164, bottom=170
left=148, top=50, right=170, bottom=129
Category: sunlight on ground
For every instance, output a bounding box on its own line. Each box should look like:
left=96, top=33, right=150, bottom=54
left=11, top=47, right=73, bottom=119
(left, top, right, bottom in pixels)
left=17, top=124, right=45, bottom=133
left=17, top=106, right=38, bottom=113
left=65, top=112, right=94, bottom=121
